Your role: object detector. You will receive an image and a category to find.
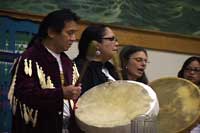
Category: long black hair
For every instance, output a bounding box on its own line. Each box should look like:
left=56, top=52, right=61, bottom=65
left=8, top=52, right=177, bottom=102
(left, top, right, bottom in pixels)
left=75, top=24, right=107, bottom=60
left=27, top=8, right=80, bottom=48
left=119, top=45, right=149, bottom=84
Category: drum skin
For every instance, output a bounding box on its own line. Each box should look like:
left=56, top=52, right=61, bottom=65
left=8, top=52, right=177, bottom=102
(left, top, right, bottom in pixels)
left=75, top=80, right=159, bottom=133
left=150, top=77, right=200, bottom=133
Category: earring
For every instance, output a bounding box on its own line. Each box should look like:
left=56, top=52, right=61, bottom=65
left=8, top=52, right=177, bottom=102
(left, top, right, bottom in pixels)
left=96, top=50, right=101, bottom=56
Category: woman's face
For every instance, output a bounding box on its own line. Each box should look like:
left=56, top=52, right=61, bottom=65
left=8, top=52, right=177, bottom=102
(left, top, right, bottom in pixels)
left=126, top=51, right=148, bottom=80
left=183, top=60, right=200, bottom=85
left=97, top=27, right=119, bottom=61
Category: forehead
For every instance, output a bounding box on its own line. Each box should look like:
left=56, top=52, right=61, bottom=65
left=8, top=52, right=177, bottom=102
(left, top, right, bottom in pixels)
left=130, top=51, right=147, bottom=58
left=188, top=60, right=200, bottom=67
left=63, top=21, right=78, bottom=31
left=103, top=27, right=114, bottom=36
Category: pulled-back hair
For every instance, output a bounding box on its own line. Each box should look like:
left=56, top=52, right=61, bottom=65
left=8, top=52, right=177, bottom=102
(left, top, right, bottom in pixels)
left=27, top=9, right=80, bottom=48
left=75, top=24, right=107, bottom=59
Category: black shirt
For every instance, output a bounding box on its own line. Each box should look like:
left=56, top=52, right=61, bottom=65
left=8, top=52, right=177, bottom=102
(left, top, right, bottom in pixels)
left=74, top=58, right=119, bottom=95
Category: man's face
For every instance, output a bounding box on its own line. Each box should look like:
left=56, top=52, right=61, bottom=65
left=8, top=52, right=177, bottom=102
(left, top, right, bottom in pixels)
left=52, top=21, right=78, bottom=53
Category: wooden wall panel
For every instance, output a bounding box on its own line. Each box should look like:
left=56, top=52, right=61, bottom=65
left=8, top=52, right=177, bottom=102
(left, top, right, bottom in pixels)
left=1, top=9, right=199, bottom=55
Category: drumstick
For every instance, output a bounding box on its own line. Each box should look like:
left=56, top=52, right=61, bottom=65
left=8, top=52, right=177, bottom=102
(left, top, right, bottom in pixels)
left=75, top=40, right=97, bottom=86
left=112, top=52, right=123, bottom=80
left=73, top=41, right=98, bottom=110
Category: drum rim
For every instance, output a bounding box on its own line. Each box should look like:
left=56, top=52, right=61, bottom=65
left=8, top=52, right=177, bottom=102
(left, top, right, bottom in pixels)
left=149, top=77, right=200, bottom=132
left=75, top=80, right=159, bottom=128
left=125, top=80, right=159, bottom=116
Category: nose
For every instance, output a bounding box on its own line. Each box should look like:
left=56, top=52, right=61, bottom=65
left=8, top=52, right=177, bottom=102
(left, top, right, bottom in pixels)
left=69, top=34, right=76, bottom=41
left=189, top=70, right=195, bottom=74
left=141, top=61, right=147, bottom=66
left=115, top=40, right=119, bottom=46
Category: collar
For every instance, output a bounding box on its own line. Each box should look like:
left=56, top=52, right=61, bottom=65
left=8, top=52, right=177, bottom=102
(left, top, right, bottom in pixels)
left=35, top=42, right=60, bottom=63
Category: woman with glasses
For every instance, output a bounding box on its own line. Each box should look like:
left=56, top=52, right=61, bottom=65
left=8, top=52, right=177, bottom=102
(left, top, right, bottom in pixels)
left=178, top=56, right=200, bottom=87
left=177, top=56, right=200, bottom=133
left=119, top=45, right=149, bottom=84
left=74, top=24, right=119, bottom=95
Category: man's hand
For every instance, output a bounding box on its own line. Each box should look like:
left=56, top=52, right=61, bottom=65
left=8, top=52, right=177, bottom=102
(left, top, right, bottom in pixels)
left=62, top=84, right=81, bottom=100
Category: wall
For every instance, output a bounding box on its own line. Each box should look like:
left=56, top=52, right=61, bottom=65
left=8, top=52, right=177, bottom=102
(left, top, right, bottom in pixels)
left=0, top=16, right=38, bottom=132
left=146, top=49, right=194, bottom=82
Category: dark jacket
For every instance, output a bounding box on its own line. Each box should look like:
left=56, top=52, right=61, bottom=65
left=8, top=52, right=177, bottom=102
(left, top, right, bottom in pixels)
left=74, top=58, right=119, bottom=95
left=9, top=42, right=73, bottom=133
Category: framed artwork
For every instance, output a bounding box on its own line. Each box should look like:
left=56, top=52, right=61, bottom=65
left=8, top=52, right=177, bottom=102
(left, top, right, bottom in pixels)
left=0, top=0, right=199, bottom=37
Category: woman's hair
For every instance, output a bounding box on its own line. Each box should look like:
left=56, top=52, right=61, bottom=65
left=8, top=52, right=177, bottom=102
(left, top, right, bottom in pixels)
left=75, top=24, right=107, bottom=59
left=119, top=45, right=148, bottom=84
left=178, top=56, right=200, bottom=78
left=27, top=8, right=80, bottom=48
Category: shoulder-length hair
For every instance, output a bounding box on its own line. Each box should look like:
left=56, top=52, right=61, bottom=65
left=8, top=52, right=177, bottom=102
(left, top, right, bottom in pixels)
left=119, top=45, right=149, bottom=84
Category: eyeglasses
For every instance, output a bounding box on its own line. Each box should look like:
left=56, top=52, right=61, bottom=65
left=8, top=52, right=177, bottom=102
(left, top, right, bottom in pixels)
left=130, top=57, right=150, bottom=64
left=185, top=67, right=200, bottom=73
left=101, top=36, right=118, bottom=42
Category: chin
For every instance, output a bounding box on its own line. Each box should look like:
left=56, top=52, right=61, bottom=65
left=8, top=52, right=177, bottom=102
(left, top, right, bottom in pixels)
left=112, top=51, right=117, bottom=54
left=64, top=46, right=70, bottom=51
left=136, top=74, right=143, bottom=78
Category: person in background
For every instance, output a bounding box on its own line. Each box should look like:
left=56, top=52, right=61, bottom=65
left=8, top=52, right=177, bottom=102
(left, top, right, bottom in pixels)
left=74, top=24, right=119, bottom=95
left=8, top=9, right=82, bottom=133
left=119, top=45, right=149, bottom=84
left=177, top=56, right=200, bottom=133
left=178, top=56, right=200, bottom=87
left=178, top=56, right=200, bottom=133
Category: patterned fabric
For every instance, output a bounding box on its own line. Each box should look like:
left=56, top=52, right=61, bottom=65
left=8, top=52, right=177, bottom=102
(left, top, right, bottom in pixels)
left=8, top=42, right=73, bottom=133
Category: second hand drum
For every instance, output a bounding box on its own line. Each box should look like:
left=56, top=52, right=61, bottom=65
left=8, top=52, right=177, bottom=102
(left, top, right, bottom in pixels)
left=75, top=80, right=159, bottom=133
left=150, top=77, right=200, bottom=133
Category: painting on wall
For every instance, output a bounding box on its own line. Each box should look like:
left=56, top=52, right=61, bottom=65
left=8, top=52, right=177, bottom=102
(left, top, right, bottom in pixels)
left=0, top=0, right=200, bottom=37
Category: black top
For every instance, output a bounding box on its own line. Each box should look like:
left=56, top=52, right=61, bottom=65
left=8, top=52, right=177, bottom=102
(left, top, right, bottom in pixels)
left=74, top=58, right=119, bottom=95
